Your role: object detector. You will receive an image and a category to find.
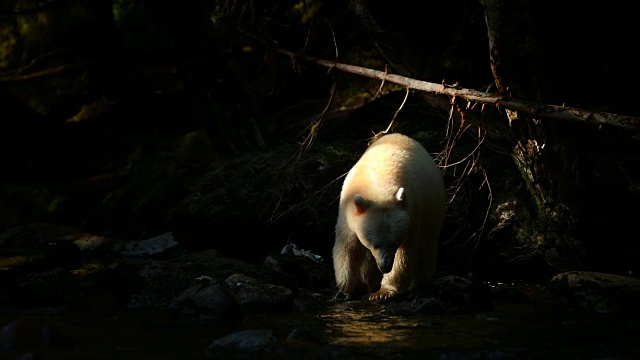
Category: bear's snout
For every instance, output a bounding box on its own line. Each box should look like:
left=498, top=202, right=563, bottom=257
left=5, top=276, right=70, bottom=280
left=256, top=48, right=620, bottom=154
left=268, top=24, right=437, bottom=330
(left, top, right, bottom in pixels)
left=374, top=249, right=396, bottom=274
left=378, top=261, right=393, bottom=274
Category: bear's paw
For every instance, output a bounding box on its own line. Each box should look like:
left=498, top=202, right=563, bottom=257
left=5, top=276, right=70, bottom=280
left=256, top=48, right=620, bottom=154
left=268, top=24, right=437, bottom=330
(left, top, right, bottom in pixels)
left=368, top=288, right=397, bottom=302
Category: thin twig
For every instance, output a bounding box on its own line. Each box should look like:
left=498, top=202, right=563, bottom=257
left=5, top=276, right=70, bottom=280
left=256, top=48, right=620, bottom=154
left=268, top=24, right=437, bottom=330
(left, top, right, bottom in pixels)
left=383, top=86, right=410, bottom=134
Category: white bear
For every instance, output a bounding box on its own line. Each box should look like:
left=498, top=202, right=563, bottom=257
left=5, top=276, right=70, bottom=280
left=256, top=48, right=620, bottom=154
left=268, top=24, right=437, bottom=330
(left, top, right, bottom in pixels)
left=333, top=133, right=446, bottom=301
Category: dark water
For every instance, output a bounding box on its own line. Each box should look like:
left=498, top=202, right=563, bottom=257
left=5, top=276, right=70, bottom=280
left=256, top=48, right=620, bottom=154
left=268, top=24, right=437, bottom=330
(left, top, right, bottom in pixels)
left=1, top=293, right=639, bottom=359
left=317, top=301, right=640, bottom=359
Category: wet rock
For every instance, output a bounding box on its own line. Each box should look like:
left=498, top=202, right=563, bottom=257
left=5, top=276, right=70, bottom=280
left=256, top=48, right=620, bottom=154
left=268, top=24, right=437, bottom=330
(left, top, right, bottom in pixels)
left=69, top=233, right=121, bottom=261
left=382, top=275, right=494, bottom=315
left=263, top=254, right=334, bottom=291
left=383, top=295, right=447, bottom=315
left=292, top=288, right=332, bottom=313
left=279, top=242, right=324, bottom=263
left=169, top=279, right=242, bottom=321
left=0, top=235, right=82, bottom=277
left=11, top=268, right=73, bottom=308
left=208, top=329, right=281, bottom=351
left=285, top=327, right=320, bottom=349
left=0, top=224, right=80, bottom=247
left=115, top=232, right=178, bottom=257
left=547, top=271, right=640, bottom=316
left=490, top=285, right=533, bottom=304
left=1, top=319, right=75, bottom=351
left=435, top=275, right=494, bottom=313
left=226, top=273, right=294, bottom=312
left=128, top=250, right=270, bottom=309
left=128, top=260, right=194, bottom=308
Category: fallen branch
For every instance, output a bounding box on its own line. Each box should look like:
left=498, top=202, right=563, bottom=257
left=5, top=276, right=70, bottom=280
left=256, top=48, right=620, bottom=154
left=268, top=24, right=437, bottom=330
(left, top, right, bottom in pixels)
left=276, top=48, right=640, bottom=131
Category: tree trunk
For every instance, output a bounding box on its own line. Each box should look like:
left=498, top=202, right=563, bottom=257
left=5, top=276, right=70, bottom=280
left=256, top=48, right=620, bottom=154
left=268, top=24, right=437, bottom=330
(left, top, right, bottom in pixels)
left=479, top=0, right=587, bottom=269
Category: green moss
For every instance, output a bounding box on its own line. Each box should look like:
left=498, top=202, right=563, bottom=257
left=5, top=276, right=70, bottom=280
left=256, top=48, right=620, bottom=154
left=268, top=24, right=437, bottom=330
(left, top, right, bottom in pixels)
left=291, top=0, right=323, bottom=24
left=512, top=143, right=543, bottom=212
left=47, top=195, right=68, bottom=215
left=0, top=24, right=17, bottom=68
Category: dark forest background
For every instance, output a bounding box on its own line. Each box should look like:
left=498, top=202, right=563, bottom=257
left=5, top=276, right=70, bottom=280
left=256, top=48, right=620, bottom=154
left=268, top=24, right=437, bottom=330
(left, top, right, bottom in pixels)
left=1, top=0, right=640, bottom=281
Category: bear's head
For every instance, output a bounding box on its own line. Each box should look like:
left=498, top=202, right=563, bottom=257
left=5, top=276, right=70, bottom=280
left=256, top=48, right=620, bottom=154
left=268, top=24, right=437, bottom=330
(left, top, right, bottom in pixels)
left=350, top=187, right=410, bottom=273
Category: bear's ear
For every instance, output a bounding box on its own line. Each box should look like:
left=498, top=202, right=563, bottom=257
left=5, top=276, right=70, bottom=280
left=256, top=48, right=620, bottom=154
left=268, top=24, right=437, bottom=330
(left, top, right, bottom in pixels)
left=354, top=194, right=369, bottom=214
left=395, top=187, right=405, bottom=203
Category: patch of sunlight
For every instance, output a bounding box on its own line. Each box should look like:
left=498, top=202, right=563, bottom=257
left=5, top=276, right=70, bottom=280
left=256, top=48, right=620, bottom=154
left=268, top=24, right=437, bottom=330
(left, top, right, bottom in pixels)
left=0, top=255, right=29, bottom=270
left=292, top=0, right=322, bottom=24
left=65, top=98, right=116, bottom=123
left=72, top=234, right=110, bottom=252
left=70, top=261, right=106, bottom=276
left=319, top=302, right=427, bottom=347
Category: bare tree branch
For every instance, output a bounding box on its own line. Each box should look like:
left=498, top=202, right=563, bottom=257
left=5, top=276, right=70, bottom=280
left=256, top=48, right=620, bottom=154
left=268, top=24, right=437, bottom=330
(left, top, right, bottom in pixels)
left=276, top=47, right=640, bottom=131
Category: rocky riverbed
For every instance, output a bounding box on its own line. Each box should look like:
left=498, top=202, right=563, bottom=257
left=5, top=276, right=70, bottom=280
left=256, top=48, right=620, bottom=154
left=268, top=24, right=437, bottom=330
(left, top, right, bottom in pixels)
left=1, top=224, right=640, bottom=359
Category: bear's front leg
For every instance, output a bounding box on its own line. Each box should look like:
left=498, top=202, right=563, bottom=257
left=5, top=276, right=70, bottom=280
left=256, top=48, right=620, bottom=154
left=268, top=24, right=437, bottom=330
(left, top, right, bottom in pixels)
left=333, top=233, right=375, bottom=300
left=368, top=256, right=410, bottom=302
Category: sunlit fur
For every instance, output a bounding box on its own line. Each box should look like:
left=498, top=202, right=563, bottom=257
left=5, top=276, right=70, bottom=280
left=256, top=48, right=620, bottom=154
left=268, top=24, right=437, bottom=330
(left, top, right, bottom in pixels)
left=333, top=133, right=446, bottom=301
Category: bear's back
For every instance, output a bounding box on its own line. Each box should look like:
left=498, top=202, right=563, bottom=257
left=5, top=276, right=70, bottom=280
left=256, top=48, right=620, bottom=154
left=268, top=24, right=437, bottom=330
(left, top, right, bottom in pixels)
left=343, top=133, right=442, bottom=206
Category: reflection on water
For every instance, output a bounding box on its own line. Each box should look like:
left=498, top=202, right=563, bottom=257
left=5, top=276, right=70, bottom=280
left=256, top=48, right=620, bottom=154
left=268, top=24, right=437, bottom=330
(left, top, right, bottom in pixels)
left=2, top=298, right=637, bottom=359
left=319, top=301, right=431, bottom=347
left=315, top=298, right=640, bottom=359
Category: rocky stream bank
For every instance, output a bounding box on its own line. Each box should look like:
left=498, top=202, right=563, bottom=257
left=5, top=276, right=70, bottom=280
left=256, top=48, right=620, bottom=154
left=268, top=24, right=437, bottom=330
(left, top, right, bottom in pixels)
left=1, top=223, right=639, bottom=359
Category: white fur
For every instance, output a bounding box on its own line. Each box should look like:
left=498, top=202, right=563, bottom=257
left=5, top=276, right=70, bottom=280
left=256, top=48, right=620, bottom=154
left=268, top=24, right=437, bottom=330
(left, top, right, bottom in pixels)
left=333, top=133, right=446, bottom=301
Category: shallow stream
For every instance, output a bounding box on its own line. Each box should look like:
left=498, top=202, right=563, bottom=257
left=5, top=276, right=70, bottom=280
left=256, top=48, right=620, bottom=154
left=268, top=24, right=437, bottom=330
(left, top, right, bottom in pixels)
left=3, top=287, right=637, bottom=359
